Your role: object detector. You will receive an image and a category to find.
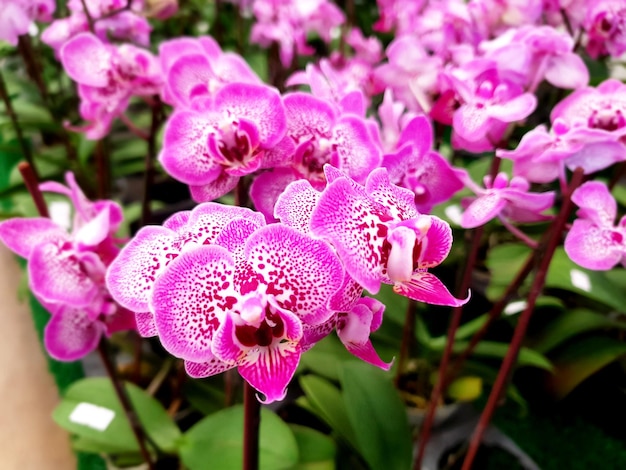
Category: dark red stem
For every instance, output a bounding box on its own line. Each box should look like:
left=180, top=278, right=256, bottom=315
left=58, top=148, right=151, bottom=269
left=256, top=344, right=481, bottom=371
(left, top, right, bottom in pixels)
left=0, top=72, right=37, bottom=175
left=460, top=167, right=585, bottom=470
left=243, top=382, right=260, bottom=470
left=18, top=163, right=48, bottom=217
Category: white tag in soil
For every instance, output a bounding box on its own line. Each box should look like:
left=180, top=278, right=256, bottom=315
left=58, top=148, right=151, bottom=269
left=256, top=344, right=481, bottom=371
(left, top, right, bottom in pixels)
left=69, top=402, right=115, bottom=431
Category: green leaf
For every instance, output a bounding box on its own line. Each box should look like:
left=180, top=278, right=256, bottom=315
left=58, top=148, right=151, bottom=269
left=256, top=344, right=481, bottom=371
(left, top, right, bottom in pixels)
left=451, top=341, right=553, bottom=371
left=179, top=405, right=298, bottom=470
left=299, top=374, right=360, bottom=452
left=299, top=336, right=358, bottom=381
left=290, top=424, right=336, bottom=470
left=182, top=379, right=226, bottom=416
left=339, top=362, right=413, bottom=470
left=530, top=309, right=626, bottom=354
left=486, top=244, right=626, bottom=310
left=550, top=336, right=626, bottom=399
left=53, top=377, right=182, bottom=455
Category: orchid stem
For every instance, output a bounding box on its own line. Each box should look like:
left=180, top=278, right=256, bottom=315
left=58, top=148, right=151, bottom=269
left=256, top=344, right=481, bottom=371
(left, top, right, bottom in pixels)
left=500, top=218, right=539, bottom=249
left=97, top=340, right=156, bottom=469
left=413, top=225, right=484, bottom=470
left=18, top=163, right=48, bottom=218
left=0, top=72, right=37, bottom=176
left=414, top=157, right=501, bottom=469
left=243, top=382, right=261, bottom=470
left=395, top=300, right=417, bottom=387
left=460, top=167, right=585, bottom=470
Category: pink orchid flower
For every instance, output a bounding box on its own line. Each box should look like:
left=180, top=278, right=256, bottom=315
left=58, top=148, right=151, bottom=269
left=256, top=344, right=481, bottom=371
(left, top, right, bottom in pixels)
left=0, top=0, right=55, bottom=46
left=565, top=181, right=626, bottom=270
left=309, top=165, right=468, bottom=307
left=60, top=32, right=161, bottom=139
left=108, top=202, right=345, bottom=402
left=0, top=173, right=133, bottom=361
left=458, top=171, right=555, bottom=229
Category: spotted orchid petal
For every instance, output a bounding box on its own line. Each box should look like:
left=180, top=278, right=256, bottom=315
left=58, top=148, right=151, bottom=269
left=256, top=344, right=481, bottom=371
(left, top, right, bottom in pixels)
left=29, top=242, right=100, bottom=307
left=60, top=33, right=112, bottom=87
left=0, top=218, right=66, bottom=259
left=184, top=357, right=236, bottom=378
left=330, top=116, right=382, bottom=183
left=571, top=181, right=617, bottom=226
left=311, top=176, right=390, bottom=293
left=135, top=311, right=157, bottom=338
left=163, top=211, right=192, bottom=233
left=245, top=224, right=344, bottom=325
left=189, top=174, right=240, bottom=202
left=186, top=202, right=266, bottom=245
left=106, top=225, right=178, bottom=312
left=393, top=272, right=469, bottom=307
left=365, top=167, right=420, bottom=220
left=284, top=93, right=335, bottom=141
left=167, top=54, right=214, bottom=106
left=44, top=307, right=104, bottom=361
left=273, top=178, right=320, bottom=233
left=418, top=216, right=454, bottom=269
left=151, top=245, right=237, bottom=362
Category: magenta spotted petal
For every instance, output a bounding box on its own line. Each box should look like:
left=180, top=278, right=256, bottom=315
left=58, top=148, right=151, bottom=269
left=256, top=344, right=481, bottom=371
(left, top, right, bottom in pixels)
left=106, top=226, right=178, bottom=312
left=274, top=179, right=321, bottom=233
left=44, top=307, right=104, bottom=361
left=189, top=174, right=240, bottom=202
left=151, top=245, right=237, bottom=362
left=159, top=110, right=221, bottom=185
left=311, top=176, right=390, bottom=293
left=185, top=357, right=235, bottom=379
left=135, top=311, right=157, bottom=338
left=167, top=53, right=214, bottom=107
left=245, top=224, right=344, bottom=325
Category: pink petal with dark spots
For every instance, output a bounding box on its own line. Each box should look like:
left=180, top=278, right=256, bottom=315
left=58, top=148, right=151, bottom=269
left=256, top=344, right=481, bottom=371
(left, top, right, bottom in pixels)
left=151, top=245, right=237, bottom=362
left=273, top=178, right=320, bottom=233
left=311, top=176, right=390, bottom=294
left=185, top=357, right=235, bottom=378
left=245, top=224, right=344, bottom=325
left=564, top=219, right=625, bottom=270
left=106, top=225, right=178, bottom=312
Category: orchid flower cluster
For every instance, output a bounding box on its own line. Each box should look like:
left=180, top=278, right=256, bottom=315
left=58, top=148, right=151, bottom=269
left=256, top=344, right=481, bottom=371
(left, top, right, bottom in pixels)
left=0, top=174, right=134, bottom=361
left=3, top=0, right=626, bottom=412
left=104, top=165, right=466, bottom=402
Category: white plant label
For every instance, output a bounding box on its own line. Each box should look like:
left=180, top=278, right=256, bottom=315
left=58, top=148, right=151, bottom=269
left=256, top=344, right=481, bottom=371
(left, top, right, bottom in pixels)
left=570, top=269, right=592, bottom=292
left=69, top=402, right=115, bottom=431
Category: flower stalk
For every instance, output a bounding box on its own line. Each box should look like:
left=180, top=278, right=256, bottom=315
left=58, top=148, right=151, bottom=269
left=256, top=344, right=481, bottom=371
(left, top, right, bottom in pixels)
left=460, top=167, right=585, bottom=470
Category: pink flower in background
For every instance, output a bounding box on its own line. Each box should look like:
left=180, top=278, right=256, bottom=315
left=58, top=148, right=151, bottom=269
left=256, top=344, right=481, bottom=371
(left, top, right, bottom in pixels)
left=42, top=0, right=151, bottom=52
left=565, top=181, right=626, bottom=270
left=0, top=0, right=55, bottom=45
left=0, top=173, right=133, bottom=361
left=250, top=0, right=345, bottom=67
left=159, top=36, right=261, bottom=109
left=382, top=115, right=464, bottom=213
left=584, top=0, right=626, bottom=58
left=439, top=61, right=537, bottom=152
left=458, top=171, right=555, bottom=228
left=374, top=0, right=425, bottom=34
left=159, top=82, right=290, bottom=202
left=480, top=25, right=589, bottom=91
left=468, top=0, right=543, bottom=36
left=60, top=32, right=161, bottom=139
